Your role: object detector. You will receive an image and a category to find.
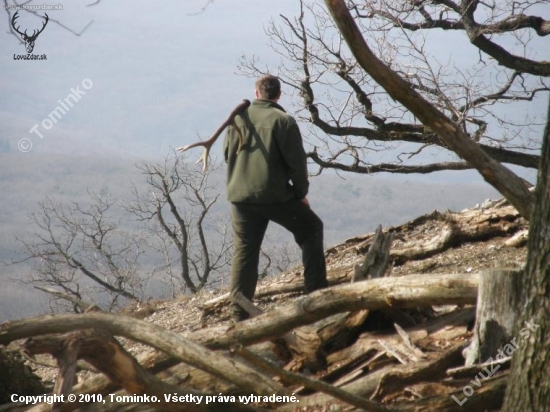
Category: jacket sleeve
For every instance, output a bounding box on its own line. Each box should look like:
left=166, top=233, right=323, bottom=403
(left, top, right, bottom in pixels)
left=276, top=118, right=309, bottom=199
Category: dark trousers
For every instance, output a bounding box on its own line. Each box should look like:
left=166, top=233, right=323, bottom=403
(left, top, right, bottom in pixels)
left=229, top=199, right=328, bottom=320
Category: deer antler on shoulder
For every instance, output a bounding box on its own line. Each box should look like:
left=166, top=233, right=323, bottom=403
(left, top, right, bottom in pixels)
left=177, top=99, right=250, bottom=172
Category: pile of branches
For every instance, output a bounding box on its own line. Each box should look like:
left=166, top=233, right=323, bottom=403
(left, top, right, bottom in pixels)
left=0, top=201, right=527, bottom=411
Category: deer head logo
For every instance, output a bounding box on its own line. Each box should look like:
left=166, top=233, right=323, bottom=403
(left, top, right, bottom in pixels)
left=11, top=11, right=49, bottom=54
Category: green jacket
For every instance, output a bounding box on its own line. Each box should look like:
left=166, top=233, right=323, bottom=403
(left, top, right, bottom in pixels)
left=223, top=99, right=309, bottom=204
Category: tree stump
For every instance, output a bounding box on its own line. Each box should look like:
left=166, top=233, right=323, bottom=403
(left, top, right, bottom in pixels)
left=463, top=269, right=522, bottom=366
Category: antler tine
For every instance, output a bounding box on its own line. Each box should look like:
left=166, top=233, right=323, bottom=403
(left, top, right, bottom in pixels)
left=177, top=140, right=214, bottom=173
left=177, top=99, right=250, bottom=173
left=11, top=11, right=25, bottom=37
left=35, top=13, right=49, bottom=36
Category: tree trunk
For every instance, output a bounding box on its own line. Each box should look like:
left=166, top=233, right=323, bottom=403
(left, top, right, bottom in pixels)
left=323, top=0, right=534, bottom=220
left=463, top=269, right=522, bottom=366
left=502, top=97, right=550, bottom=410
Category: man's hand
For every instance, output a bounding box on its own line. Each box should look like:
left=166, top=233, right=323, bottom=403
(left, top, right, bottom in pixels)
left=301, top=197, right=310, bottom=207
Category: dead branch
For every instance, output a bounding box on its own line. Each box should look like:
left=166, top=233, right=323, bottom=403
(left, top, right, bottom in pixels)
left=34, top=286, right=96, bottom=312
left=1, top=313, right=286, bottom=398
left=24, top=331, right=257, bottom=412
left=232, top=344, right=389, bottom=411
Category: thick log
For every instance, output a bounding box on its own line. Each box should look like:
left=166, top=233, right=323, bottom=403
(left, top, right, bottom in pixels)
left=197, top=273, right=478, bottom=349
left=387, top=205, right=524, bottom=264
left=1, top=314, right=285, bottom=398
left=328, top=204, right=525, bottom=268
left=24, top=331, right=255, bottom=412
left=1, top=274, right=478, bottom=407
left=463, top=269, right=522, bottom=366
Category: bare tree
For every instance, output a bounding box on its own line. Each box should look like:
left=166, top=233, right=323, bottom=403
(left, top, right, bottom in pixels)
left=17, top=191, right=144, bottom=311
left=126, top=153, right=232, bottom=294
left=259, top=234, right=301, bottom=280
left=16, top=153, right=232, bottom=309
left=239, top=0, right=547, bottom=214
left=313, top=0, right=550, bottom=406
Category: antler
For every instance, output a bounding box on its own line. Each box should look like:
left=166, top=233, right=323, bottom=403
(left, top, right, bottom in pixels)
left=11, top=11, right=49, bottom=39
left=33, top=13, right=49, bottom=39
left=11, top=11, right=26, bottom=37
left=177, top=99, right=250, bottom=172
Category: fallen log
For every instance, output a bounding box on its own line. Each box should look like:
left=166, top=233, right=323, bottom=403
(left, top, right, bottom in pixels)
left=24, top=331, right=256, bottom=412
left=1, top=314, right=286, bottom=399
left=1, top=273, right=478, bottom=408
left=198, top=273, right=478, bottom=349
left=327, top=204, right=525, bottom=267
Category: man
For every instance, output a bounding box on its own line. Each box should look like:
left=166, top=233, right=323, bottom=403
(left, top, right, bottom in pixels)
left=223, top=74, right=328, bottom=321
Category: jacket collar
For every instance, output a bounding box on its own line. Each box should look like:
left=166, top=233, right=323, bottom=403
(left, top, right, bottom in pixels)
left=252, top=99, right=286, bottom=113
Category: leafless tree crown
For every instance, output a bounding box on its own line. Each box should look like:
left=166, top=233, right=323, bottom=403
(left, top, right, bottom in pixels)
left=239, top=0, right=548, bottom=176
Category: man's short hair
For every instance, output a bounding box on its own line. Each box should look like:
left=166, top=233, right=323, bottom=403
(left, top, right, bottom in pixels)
left=255, top=75, right=281, bottom=100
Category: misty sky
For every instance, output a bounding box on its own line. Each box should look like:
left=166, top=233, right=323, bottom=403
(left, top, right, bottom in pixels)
left=1, top=0, right=547, bottom=184
left=1, top=0, right=303, bottom=158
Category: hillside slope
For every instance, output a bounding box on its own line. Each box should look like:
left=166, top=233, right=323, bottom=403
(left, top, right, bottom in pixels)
left=1, top=198, right=528, bottom=412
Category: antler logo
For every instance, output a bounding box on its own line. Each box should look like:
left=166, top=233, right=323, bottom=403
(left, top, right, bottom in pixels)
left=11, top=11, right=49, bottom=54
